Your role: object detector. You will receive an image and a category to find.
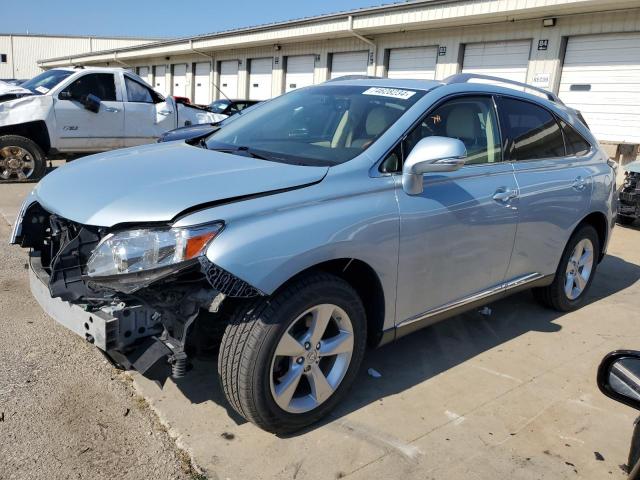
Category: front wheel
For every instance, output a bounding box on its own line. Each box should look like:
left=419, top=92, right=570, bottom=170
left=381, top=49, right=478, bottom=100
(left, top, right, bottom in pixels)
left=218, top=272, right=367, bottom=434
left=533, top=224, right=600, bottom=312
left=0, top=135, right=47, bottom=182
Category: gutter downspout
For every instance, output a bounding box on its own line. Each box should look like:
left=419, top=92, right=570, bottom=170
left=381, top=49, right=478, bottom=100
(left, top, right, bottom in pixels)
left=113, top=51, right=132, bottom=69
left=189, top=39, right=219, bottom=102
left=347, top=15, right=377, bottom=75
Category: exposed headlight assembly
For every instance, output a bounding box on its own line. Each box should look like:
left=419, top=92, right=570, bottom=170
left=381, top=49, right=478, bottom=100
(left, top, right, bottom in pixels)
left=86, top=222, right=224, bottom=292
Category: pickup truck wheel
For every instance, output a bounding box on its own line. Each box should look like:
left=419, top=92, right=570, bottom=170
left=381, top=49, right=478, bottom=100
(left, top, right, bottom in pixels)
left=218, top=272, right=367, bottom=434
left=0, top=135, right=46, bottom=182
left=533, top=224, right=599, bottom=312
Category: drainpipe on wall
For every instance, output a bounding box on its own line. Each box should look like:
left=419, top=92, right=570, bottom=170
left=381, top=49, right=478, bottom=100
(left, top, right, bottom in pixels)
left=347, top=15, right=377, bottom=76
left=10, top=34, right=15, bottom=78
left=113, top=51, right=132, bottom=69
left=189, top=39, right=216, bottom=102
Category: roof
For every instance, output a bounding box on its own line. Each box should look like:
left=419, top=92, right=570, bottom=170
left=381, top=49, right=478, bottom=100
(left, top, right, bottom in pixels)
left=0, top=32, right=165, bottom=41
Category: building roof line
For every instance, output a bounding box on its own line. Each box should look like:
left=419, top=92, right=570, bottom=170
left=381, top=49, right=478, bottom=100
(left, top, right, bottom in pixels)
left=0, top=32, right=166, bottom=41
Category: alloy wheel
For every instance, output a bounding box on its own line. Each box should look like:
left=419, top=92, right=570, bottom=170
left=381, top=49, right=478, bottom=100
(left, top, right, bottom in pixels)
left=0, top=146, right=36, bottom=180
left=564, top=238, right=594, bottom=300
left=269, top=304, right=354, bottom=414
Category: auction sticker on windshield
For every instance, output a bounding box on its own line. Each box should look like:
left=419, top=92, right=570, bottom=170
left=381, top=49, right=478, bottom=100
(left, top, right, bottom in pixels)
left=362, top=87, right=416, bottom=100
left=35, top=86, right=49, bottom=94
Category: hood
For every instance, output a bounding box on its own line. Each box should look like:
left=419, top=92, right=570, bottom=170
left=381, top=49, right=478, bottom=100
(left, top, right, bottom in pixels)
left=624, top=161, right=640, bottom=174
left=32, top=142, right=328, bottom=227
left=0, top=83, right=33, bottom=103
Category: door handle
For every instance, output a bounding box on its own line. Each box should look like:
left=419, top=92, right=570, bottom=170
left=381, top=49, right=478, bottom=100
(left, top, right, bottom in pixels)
left=158, top=110, right=173, bottom=116
left=104, top=106, right=119, bottom=113
left=493, top=187, right=518, bottom=203
left=572, top=176, right=589, bottom=191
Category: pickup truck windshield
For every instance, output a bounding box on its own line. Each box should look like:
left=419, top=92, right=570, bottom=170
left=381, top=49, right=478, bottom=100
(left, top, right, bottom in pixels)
left=206, top=85, right=425, bottom=166
left=21, top=70, right=74, bottom=95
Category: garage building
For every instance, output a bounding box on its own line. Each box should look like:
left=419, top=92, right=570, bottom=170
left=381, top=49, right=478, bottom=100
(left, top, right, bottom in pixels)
left=36, top=0, right=640, bottom=156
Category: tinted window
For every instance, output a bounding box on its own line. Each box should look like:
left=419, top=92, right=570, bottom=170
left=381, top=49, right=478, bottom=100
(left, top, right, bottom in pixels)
left=498, top=97, right=565, bottom=160
left=561, top=120, right=591, bottom=156
left=63, top=73, right=116, bottom=101
left=404, top=96, right=502, bottom=166
left=207, top=85, right=424, bottom=166
left=125, top=77, right=153, bottom=103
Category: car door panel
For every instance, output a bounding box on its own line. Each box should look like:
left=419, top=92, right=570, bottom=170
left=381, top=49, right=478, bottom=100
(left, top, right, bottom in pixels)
left=395, top=162, right=519, bottom=325
left=53, top=72, right=124, bottom=151
left=123, top=76, right=176, bottom=146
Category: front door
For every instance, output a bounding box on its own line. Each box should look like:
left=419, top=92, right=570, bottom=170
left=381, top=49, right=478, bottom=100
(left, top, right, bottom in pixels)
left=53, top=72, right=125, bottom=152
left=395, top=95, right=519, bottom=326
left=496, top=96, right=594, bottom=280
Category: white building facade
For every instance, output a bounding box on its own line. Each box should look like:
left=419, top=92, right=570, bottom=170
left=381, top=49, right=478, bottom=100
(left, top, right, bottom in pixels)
left=37, top=0, right=640, bottom=150
left=0, top=34, right=159, bottom=79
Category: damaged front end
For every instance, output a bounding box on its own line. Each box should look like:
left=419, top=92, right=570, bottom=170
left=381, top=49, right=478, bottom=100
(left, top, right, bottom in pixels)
left=14, top=202, right=262, bottom=378
left=619, top=168, right=640, bottom=221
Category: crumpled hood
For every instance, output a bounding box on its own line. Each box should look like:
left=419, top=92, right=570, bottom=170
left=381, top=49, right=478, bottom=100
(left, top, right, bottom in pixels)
left=0, top=83, right=33, bottom=103
left=32, top=142, right=328, bottom=227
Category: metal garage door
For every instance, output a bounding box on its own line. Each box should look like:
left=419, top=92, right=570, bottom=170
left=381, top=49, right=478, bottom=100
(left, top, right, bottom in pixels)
left=559, top=32, right=640, bottom=144
left=172, top=64, right=188, bottom=98
left=462, top=40, right=531, bottom=82
left=330, top=51, right=368, bottom=79
left=285, top=55, right=315, bottom=93
left=154, top=65, right=167, bottom=96
left=388, top=47, right=437, bottom=80
left=194, top=62, right=211, bottom=105
left=219, top=60, right=239, bottom=99
left=249, top=58, right=273, bottom=100
left=137, top=66, right=150, bottom=84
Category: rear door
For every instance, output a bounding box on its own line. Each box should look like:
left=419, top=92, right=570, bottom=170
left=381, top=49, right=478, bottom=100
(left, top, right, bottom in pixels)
left=53, top=72, right=125, bottom=151
left=122, top=75, right=176, bottom=146
left=496, top=96, right=593, bottom=280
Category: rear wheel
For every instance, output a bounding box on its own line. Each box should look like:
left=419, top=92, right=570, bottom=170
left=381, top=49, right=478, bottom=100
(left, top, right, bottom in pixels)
left=533, top=224, right=599, bottom=312
left=218, top=272, right=366, bottom=434
left=0, top=135, right=46, bottom=182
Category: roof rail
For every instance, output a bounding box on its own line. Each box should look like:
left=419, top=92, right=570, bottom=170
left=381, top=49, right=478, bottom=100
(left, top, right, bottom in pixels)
left=443, top=73, right=563, bottom=105
left=325, top=75, right=383, bottom=82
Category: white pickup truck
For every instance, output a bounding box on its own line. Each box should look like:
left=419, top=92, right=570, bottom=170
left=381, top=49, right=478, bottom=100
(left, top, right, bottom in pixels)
left=0, top=67, right=221, bottom=181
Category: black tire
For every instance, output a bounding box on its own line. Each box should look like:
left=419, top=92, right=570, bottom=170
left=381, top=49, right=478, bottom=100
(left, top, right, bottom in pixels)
left=617, top=215, right=636, bottom=226
left=218, top=272, right=367, bottom=434
left=0, top=135, right=47, bottom=182
left=533, top=224, right=600, bottom=312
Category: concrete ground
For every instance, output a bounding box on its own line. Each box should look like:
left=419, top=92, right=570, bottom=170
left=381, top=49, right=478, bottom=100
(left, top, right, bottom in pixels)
left=1, top=174, right=639, bottom=480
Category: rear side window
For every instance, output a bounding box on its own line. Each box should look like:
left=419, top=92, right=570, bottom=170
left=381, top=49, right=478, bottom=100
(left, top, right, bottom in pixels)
left=125, top=77, right=153, bottom=103
left=63, top=73, right=117, bottom=102
left=497, top=97, right=565, bottom=161
left=561, top=120, right=591, bottom=156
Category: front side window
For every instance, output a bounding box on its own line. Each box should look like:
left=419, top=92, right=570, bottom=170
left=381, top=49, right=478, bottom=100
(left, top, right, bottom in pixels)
left=404, top=95, right=502, bottom=166
left=21, top=69, right=74, bottom=95
left=125, top=76, right=160, bottom=103
left=497, top=97, right=565, bottom=161
left=61, top=73, right=117, bottom=102
left=209, top=100, right=231, bottom=114
left=206, top=85, right=425, bottom=166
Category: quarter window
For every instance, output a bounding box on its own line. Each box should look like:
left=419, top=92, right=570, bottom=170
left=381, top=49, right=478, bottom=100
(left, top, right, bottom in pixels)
left=497, top=97, right=565, bottom=161
left=62, top=73, right=117, bottom=102
left=404, top=96, right=502, bottom=166
left=561, top=120, right=591, bottom=156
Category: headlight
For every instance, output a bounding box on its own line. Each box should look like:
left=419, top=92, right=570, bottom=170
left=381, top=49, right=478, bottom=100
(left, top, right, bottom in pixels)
left=86, top=223, right=223, bottom=284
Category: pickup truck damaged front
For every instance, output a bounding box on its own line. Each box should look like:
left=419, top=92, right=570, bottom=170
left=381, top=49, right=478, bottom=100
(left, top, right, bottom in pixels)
left=15, top=202, right=262, bottom=378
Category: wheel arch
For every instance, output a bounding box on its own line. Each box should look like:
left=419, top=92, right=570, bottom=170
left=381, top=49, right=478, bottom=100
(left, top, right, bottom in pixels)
left=575, top=211, right=609, bottom=262
left=0, top=121, right=51, bottom=154
left=272, top=258, right=386, bottom=347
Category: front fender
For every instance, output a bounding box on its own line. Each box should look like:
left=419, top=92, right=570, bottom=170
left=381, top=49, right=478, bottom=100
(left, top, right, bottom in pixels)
left=177, top=171, right=400, bottom=330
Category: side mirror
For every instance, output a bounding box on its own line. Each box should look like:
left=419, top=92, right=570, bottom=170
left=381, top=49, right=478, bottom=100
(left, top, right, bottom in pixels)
left=402, top=136, right=467, bottom=195
left=80, top=93, right=101, bottom=113
left=597, top=350, right=640, bottom=411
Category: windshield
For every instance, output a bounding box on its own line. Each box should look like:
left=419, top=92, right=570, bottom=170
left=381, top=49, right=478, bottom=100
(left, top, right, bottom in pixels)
left=21, top=69, right=74, bottom=95
left=209, top=100, right=230, bottom=113
left=206, top=85, right=425, bottom=166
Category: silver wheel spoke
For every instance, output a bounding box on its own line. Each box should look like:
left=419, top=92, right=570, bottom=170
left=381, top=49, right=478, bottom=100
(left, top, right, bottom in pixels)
left=578, top=249, right=592, bottom=268
left=275, top=332, right=306, bottom=357
left=274, top=364, right=303, bottom=408
left=319, top=331, right=353, bottom=356
left=0, top=169, right=11, bottom=180
left=574, top=271, right=587, bottom=291
left=565, top=274, right=575, bottom=297
left=307, top=364, right=334, bottom=404
left=17, top=170, right=26, bottom=180
left=309, top=304, right=334, bottom=346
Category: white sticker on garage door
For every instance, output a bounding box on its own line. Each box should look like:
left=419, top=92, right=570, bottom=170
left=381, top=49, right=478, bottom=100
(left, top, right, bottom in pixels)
left=363, top=87, right=416, bottom=99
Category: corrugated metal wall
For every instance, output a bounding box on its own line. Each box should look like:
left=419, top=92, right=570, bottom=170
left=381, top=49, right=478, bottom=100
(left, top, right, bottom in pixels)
left=0, top=35, right=155, bottom=79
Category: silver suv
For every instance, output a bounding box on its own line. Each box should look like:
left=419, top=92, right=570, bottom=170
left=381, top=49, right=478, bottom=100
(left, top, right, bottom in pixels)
left=11, top=75, right=616, bottom=433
